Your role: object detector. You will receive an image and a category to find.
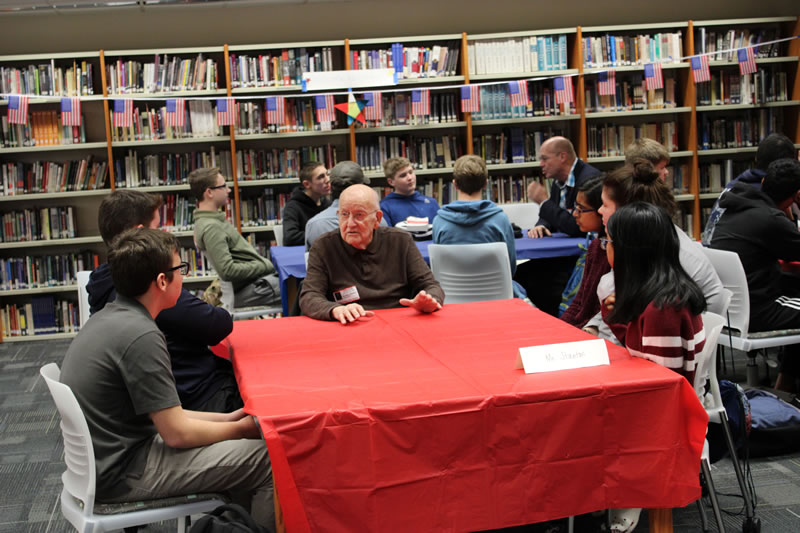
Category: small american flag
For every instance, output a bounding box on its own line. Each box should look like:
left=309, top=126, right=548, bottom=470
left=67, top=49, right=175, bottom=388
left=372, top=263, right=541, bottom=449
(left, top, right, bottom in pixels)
left=691, top=55, right=711, bottom=83
left=61, top=97, right=81, bottom=126
left=553, top=76, right=573, bottom=105
left=411, top=89, right=430, bottom=116
left=216, top=98, right=237, bottom=126
left=315, top=94, right=336, bottom=123
left=738, top=47, right=757, bottom=76
left=113, top=99, right=133, bottom=128
left=598, top=69, right=616, bottom=96
left=265, top=96, right=285, bottom=125
left=164, top=98, right=185, bottom=128
left=460, top=85, right=480, bottom=113
left=508, top=81, right=528, bottom=107
left=7, top=95, right=28, bottom=125
left=363, top=92, right=383, bottom=121
left=643, top=63, right=663, bottom=90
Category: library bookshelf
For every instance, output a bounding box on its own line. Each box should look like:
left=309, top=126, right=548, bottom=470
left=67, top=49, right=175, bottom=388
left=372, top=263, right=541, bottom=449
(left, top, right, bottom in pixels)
left=1, top=15, right=798, bottom=341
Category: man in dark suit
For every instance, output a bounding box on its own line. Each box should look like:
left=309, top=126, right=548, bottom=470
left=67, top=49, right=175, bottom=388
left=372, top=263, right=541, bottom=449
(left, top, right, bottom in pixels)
left=516, top=136, right=600, bottom=315
left=527, top=136, right=600, bottom=238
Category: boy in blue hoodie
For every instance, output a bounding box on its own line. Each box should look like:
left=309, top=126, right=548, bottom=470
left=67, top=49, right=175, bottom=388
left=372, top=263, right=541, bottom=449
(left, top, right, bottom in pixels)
left=380, top=156, right=440, bottom=226
left=432, top=155, right=526, bottom=298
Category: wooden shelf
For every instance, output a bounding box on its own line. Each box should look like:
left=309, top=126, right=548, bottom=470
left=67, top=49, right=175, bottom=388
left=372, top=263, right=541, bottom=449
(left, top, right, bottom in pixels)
left=699, top=193, right=721, bottom=200
left=112, top=136, right=231, bottom=148
left=698, top=147, right=759, bottom=156
left=0, top=284, right=78, bottom=296
left=235, top=129, right=350, bottom=140
left=0, top=142, right=108, bottom=154
left=2, top=331, right=78, bottom=343
left=183, top=275, right=217, bottom=283
left=587, top=151, right=693, bottom=163
left=355, top=121, right=466, bottom=133
left=241, top=225, right=279, bottom=233
left=586, top=107, right=691, bottom=119
left=472, top=115, right=580, bottom=126
left=105, top=89, right=228, bottom=99
left=236, top=178, right=299, bottom=187
left=707, top=56, right=799, bottom=67
left=365, top=167, right=455, bottom=179
left=696, top=100, right=800, bottom=112
left=583, top=63, right=688, bottom=74
left=675, top=194, right=696, bottom=201
left=470, top=69, right=578, bottom=81
left=582, top=21, right=689, bottom=32
left=0, top=236, right=103, bottom=250
left=0, top=189, right=111, bottom=202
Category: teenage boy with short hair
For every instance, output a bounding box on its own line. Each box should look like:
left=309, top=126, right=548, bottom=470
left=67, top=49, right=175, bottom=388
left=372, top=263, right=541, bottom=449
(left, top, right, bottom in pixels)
left=379, top=157, right=440, bottom=226
left=282, top=161, right=331, bottom=246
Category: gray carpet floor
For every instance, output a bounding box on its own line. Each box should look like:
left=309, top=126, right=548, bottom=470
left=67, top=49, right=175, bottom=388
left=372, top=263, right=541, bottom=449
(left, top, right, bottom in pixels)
left=2, top=338, right=800, bottom=532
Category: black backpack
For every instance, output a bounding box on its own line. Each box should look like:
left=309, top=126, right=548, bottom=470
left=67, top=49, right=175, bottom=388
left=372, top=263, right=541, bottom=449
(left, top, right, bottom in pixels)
left=189, top=504, right=273, bottom=533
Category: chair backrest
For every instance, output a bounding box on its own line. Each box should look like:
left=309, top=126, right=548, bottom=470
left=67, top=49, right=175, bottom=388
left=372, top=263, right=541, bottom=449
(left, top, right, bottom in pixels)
left=40, top=363, right=98, bottom=516
left=76, top=271, right=92, bottom=327
left=272, top=225, right=284, bottom=247
left=700, top=247, right=750, bottom=335
left=428, top=242, right=513, bottom=304
left=694, top=312, right=726, bottom=402
left=498, top=203, right=540, bottom=230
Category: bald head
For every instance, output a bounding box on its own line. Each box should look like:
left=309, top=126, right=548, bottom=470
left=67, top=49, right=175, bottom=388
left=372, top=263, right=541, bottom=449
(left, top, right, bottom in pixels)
left=540, top=136, right=577, bottom=182
left=338, top=184, right=383, bottom=249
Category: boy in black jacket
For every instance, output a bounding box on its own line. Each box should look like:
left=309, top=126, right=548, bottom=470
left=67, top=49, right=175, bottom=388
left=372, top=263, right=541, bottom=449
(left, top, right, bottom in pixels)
left=711, top=158, right=800, bottom=391
left=282, top=161, right=331, bottom=245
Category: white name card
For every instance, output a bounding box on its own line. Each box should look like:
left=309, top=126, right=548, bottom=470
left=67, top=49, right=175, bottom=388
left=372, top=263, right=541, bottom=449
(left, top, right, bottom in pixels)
left=517, top=338, right=609, bottom=374
left=304, top=69, right=396, bottom=91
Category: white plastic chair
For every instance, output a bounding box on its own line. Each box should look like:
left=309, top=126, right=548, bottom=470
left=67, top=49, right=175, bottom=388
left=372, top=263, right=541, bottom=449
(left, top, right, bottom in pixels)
left=700, top=246, right=800, bottom=387
left=498, top=202, right=540, bottom=229
left=76, top=271, right=92, bottom=327
left=40, top=363, right=224, bottom=533
left=428, top=243, right=513, bottom=304
left=272, top=225, right=284, bottom=246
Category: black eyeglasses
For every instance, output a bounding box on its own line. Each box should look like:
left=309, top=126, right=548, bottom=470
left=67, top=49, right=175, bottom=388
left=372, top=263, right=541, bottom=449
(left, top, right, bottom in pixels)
left=568, top=206, right=597, bottom=215
left=599, top=237, right=612, bottom=250
left=208, top=183, right=228, bottom=190
left=164, top=262, right=190, bottom=276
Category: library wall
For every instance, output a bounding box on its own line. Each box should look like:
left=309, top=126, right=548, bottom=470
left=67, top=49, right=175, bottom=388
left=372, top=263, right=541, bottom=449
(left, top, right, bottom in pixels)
left=0, top=0, right=797, bottom=54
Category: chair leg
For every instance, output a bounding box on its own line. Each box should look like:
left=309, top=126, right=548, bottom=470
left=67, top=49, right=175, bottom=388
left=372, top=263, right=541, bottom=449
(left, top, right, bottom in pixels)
left=178, top=514, right=188, bottom=533
left=696, top=498, right=710, bottom=532
left=567, top=515, right=574, bottom=533
left=746, top=351, right=760, bottom=388
left=700, top=458, right=726, bottom=533
left=719, top=410, right=756, bottom=520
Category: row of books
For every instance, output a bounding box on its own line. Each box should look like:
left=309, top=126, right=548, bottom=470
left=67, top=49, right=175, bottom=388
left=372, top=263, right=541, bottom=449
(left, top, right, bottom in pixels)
left=234, top=100, right=337, bottom=135
left=585, top=77, right=678, bottom=112
left=1, top=113, right=87, bottom=147
left=356, top=92, right=461, bottom=128
left=695, top=68, right=790, bottom=106
left=695, top=28, right=783, bottom=60
left=665, top=163, right=690, bottom=194
left=488, top=175, right=540, bottom=204
left=675, top=209, right=694, bottom=236
left=351, top=42, right=460, bottom=79
left=473, top=127, right=565, bottom=164
left=105, top=54, right=219, bottom=94
left=469, top=84, right=575, bottom=121
left=229, top=48, right=335, bottom=88
left=467, top=35, right=569, bottom=76
left=177, top=246, right=215, bottom=277
left=233, top=145, right=337, bottom=181
left=0, top=158, right=108, bottom=196
left=699, top=110, right=783, bottom=150
left=0, top=62, right=95, bottom=97
left=1, top=296, right=78, bottom=337
left=0, top=251, right=99, bottom=291
left=587, top=122, right=679, bottom=157
left=699, top=160, right=752, bottom=193
left=1, top=206, right=76, bottom=243
left=113, top=148, right=227, bottom=188
left=240, top=189, right=290, bottom=227
left=582, top=33, right=683, bottom=68
left=109, top=100, right=222, bottom=142
left=355, top=135, right=462, bottom=172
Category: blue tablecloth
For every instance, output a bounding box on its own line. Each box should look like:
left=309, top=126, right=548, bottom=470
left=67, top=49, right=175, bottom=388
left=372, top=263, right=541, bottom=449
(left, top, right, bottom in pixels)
left=270, top=234, right=584, bottom=314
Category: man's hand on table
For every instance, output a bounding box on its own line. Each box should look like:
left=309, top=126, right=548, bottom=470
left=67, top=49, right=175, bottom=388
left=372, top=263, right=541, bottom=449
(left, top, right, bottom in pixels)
left=331, top=303, right=374, bottom=324
left=528, top=225, right=552, bottom=239
left=527, top=180, right=549, bottom=204
left=399, top=290, right=442, bottom=313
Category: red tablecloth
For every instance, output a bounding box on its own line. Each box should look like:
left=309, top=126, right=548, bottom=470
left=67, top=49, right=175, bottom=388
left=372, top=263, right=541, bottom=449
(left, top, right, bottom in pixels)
left=230, top=299, right=707, bottom=533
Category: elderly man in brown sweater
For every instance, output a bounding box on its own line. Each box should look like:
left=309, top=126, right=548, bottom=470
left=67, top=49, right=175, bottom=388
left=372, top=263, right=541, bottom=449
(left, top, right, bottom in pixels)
left=300, top=184, right=444, bottom=324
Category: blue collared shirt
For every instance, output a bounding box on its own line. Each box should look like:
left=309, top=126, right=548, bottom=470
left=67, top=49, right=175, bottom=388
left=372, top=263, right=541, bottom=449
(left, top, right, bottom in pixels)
left=556, top=158, right=579, bottom=209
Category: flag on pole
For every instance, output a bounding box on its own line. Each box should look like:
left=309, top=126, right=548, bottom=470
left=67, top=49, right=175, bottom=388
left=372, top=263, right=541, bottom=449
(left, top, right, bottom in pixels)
left=508, top=81, right=528, bottom=107
left=315, top=94, right=336, bottom=123
left=7, top=95, right=29, bottom=125
left=643, top=63, right=664, bottom=90
left=265, top=96, right=285, bottom=125
left=460, top=85, right=480, bottom=113
left=164, top=98, right=185, bottom=128
left=737, top=47, right=757, bottom=76
left=691, top=55, right=711, bottom=83
left=113, top=99, right=133, bottom=127
left=553, top=76, right=574, bottom=105
left=411, top=89, right=430, bottom=116
left=61, top=97, right=81, bottom=126
left=363, top=92, right=383, bottom=121
left=215, top=97, right=236, bottom=126
left=598, top=69, right=616, bottom=96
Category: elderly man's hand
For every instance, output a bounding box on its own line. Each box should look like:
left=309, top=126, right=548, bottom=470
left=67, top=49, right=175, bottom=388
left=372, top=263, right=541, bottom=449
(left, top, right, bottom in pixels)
left=527, top=181, right=549, bottom=204
left=399, top=290, right=442, bottom=313
left=527, top=225, right=552, bottom=239
left=331, top=303, right=374, bottom=324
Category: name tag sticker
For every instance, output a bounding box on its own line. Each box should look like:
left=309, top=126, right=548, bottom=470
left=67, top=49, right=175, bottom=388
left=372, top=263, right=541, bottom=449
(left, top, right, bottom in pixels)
left=333, top=285, right=360, bottom=304
left=516, top=338, right=609, bottom=374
